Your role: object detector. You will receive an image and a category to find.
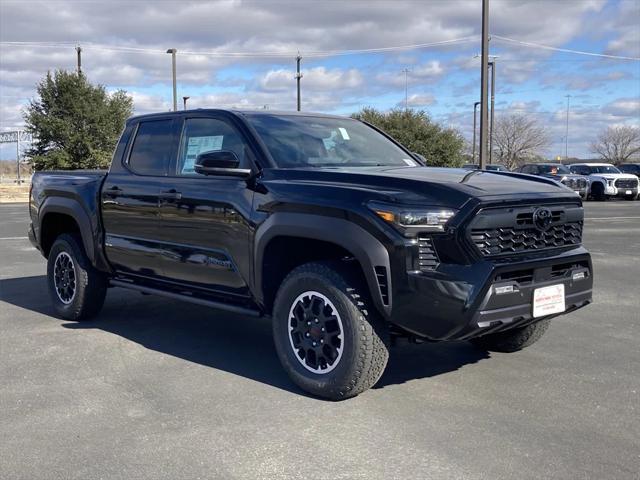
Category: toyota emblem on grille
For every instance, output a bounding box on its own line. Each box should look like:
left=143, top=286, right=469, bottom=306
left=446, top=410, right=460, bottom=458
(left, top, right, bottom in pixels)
left=533, top=207, right=553, bottom=231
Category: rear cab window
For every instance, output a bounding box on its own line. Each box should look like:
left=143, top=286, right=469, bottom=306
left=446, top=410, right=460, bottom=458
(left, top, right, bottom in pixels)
left=128, top=119, right=177, bottom=176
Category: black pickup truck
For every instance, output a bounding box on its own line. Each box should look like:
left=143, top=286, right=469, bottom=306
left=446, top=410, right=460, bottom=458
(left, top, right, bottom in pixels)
left=29, top=109, right=593, bottom=399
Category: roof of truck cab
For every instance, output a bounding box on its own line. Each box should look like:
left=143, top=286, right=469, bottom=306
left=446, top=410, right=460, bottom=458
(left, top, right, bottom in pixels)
left=128, top=109, right=351, bottom=123
left=570, top=163, right=615, bottom=167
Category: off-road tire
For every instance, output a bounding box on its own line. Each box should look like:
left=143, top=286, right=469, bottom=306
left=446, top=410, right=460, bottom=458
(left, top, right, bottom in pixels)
left=272, top=261, right=389, bottom=400
left=470, top=319, right=550, bottom=353
left=47, top=233, right=107, bottom=321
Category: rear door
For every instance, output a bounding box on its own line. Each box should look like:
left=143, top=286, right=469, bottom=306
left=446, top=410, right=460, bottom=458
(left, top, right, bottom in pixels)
left=102, top=117, right=179, bottom=278
left=156, top=114, right=257, bottom=301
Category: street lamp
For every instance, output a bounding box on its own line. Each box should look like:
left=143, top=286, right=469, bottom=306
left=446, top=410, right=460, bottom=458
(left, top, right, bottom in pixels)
left=565, top=94, right=571, bottom=160
left=295, top=54, right=303, bottom=111
left=166, top=48, right=177, bottom=112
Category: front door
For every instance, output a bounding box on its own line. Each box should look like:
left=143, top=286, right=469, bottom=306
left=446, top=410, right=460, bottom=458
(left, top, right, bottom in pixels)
left=156, top=115, right=256, bottom=302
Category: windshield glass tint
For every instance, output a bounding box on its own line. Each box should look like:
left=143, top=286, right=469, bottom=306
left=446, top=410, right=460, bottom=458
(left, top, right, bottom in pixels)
left=246, top=114, right=416, bottom=168
left=590, top=165, right=621, bottom=174
left=539, top=164, right=570, bottom=174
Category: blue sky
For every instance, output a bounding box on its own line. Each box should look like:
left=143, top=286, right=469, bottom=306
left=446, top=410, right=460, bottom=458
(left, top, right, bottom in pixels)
left=1, top=0, right=638, bottom=161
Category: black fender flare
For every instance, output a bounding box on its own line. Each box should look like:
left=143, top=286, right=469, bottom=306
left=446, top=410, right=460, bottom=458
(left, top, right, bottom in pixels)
left=39, top=197, right=96, bottom=264
left=254, top=212, right=392, bottom=317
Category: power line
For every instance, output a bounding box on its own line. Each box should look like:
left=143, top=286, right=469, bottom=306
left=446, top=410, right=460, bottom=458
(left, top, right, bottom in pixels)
left=0, top=37, right=477, bottom=58
left=492, top=35, right=640, bottom=61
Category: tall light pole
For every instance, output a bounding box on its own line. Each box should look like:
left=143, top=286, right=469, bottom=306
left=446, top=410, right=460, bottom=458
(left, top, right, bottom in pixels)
left=488, top=58, right=497, bottom=164
left=565, top=94, right=571, bottom=160
left=75, top=45, right=82, bottom=75
left=183, top=96, right=190, bottom=110
left=479, top=0, right=490, bottom=170
left=166, top=48, right=177, bottom=112
left=401, top=68, right=411, bottom=111
left=295, top=54, right=302, bottom=111
left=473, top=101, right=481, bottom=164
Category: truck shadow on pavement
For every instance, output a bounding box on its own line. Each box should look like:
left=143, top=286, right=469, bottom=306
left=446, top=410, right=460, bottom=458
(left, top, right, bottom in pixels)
left=1, top=275, right=490, bottom=397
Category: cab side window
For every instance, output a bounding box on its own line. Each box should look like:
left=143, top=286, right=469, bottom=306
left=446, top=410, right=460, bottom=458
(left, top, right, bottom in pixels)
left=128, top=120, right=175, bottom=176
left=177, top=118, right=252, bottom=175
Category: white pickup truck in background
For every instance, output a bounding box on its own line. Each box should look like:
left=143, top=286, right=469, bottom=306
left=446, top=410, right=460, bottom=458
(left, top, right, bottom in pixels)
left=569, top=163, right=639, bottom=201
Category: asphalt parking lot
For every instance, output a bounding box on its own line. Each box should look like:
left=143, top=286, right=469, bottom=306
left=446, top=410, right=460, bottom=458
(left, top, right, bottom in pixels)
left=1, top=201, right=639, bottom=480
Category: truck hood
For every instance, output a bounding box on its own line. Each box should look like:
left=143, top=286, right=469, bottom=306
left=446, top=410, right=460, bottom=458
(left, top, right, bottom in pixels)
left=262, top=166, right=578, bottom=209
left=590, top=173, right=637, bottom=181
left=540, top=173, right=587, bottom=181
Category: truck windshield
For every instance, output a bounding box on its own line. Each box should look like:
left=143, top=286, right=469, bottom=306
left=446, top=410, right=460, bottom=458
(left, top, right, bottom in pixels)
left=246, top=114, right=418, bottom=168
left=589, top=165, right=621, bottom=174
left=540, top=165, right=570, bottom=175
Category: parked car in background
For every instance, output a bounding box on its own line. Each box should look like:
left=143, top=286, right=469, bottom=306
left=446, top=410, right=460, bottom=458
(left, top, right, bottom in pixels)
left=462, top=163, right=510, bottom=172
left=516, top=163, right=589, bottom=200
left=617, top=163, right=640, bottom=179
left=568, top=163, right=639, bottom=201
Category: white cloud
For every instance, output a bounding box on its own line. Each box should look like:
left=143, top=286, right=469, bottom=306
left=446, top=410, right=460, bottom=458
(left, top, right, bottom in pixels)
left=602, top=98, right=640, bottom=118
left=259, top=67, right=363, bottom=92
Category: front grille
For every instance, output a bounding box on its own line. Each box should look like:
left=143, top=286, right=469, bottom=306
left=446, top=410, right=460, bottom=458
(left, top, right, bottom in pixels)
left=417, top=236, right=439, bottom=271
left=471, top=223, right=583, bottom=256
left=615, top=178, right=638, bottom=189
left=469, top=203, right=584, bottom=258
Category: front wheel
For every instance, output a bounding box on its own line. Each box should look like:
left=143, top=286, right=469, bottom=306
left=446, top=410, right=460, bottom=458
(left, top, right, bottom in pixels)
left=47, top=234, right=107, bottom=321
left=591, top=183, right=606, bottom=201
left=272, top=262, right=389, bottom=400
left=470, top=319, right=550, bottom=353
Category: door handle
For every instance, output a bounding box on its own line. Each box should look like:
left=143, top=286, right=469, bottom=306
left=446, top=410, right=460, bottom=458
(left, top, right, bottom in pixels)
left=159, top=189, right=182, bottom=200
left=104, top=185, right=123, bottom=198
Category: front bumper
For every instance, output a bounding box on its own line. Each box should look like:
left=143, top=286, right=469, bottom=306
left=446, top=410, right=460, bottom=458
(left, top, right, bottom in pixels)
left=605, top=185, right=638, bottom=198
left=388, top=247, right=592, bottom=341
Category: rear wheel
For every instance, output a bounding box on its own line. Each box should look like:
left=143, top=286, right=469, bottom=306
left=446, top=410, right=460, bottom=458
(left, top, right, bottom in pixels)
left=272, top=261, right=389, bottom=400
left=591, top=182, right=606, bottom=201
left=470, top=319, right=550, bottom=353
left=47, top=234, right=107, bottom=321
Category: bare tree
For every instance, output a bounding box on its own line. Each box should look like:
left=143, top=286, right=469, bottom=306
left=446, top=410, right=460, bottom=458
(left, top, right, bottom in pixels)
left=590, top=126, right=640, bottom=164
left=491, top=114, right=550, bottom=170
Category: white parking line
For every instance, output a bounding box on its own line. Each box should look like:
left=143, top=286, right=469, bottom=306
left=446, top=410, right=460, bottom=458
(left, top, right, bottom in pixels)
left=0, top=236, right=28, bottom=240
left=585, top=216, right=640, bottom=221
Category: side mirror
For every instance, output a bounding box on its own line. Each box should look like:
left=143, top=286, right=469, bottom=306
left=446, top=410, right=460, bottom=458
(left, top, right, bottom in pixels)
left=194, top=150, right=251, bottom=177
left=412, top=152, right=427, bottom=164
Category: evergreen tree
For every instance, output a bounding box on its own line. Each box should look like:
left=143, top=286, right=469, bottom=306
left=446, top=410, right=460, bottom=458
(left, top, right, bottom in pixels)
left=352, top=108, right=465, bottom=167
left=24, top=70, right=133, bottom=170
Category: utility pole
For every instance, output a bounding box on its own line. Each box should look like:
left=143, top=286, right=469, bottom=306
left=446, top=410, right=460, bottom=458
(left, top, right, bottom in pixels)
left=166, top=48, right=177, bottom=112
left=489, top=58, right=497, bottom=164
left=75, top=45, right=82, bottom=75
left=402, top=68, right=411, bottom=111
left=295, top=54, right=302, bottom=111
left=473, top=101, right=481, bottom=164
left=183, top=96, right=190, bottom=110
left=479, top=0, right=490, bottom=170
left=16, top=131, right=21, bottom=184
left=565, top=94, right=571, bottom=160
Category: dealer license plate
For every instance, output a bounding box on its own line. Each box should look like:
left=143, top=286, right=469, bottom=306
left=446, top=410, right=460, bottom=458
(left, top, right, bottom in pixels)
left=533, top=284, right=565, bottom=318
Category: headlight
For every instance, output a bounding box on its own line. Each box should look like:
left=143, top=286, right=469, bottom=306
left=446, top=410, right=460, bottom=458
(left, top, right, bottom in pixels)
left=607, top=179, right=614, bottom=186
left=368, top=202, right=456, bottom=234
